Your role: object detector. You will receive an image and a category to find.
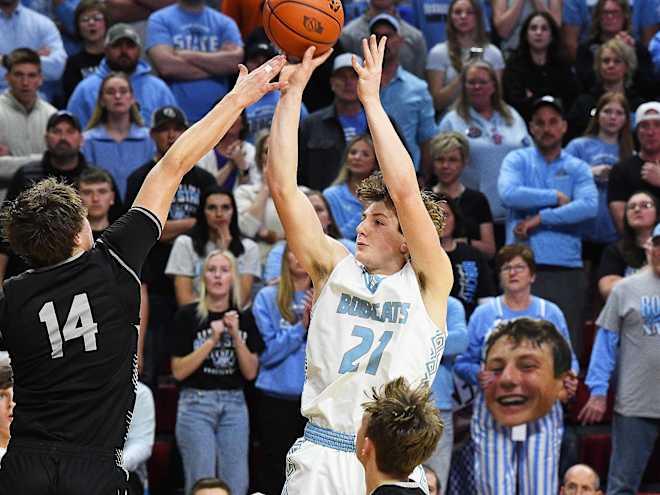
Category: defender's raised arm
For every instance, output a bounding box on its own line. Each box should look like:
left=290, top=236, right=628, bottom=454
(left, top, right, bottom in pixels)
left=133, top=56, right=286, bottom=227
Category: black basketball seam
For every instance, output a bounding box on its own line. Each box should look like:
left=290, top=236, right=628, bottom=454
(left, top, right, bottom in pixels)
left=266, top=0, right=341, bottom=45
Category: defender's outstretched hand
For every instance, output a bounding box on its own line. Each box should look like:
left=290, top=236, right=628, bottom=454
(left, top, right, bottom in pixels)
left=229, top=55, right=288, bottom=108
left=352, top=34, right=386, bottom=104
left=280, top=46, right=334, bottom=94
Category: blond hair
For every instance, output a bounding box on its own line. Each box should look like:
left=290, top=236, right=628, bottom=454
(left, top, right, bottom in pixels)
left=594, top=38, right=637, bottom=87
left=455, top=60, right=513, bottom=125
left=356, top=172, right=447, bottom=238
left=196, top=250, right=241, bottom=320
left=430, top=131, right=470, bottom=162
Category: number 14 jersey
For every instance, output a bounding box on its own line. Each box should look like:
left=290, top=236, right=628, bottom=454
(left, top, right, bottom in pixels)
left=301, top=255, right=446, bottom=434
left=0, top=208, right=161, bottom=452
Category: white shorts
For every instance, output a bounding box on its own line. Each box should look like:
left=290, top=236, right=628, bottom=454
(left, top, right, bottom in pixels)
left=282, top=423, right=428, bottom=495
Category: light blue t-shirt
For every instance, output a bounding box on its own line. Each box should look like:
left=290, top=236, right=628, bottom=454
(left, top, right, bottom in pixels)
left=323, top=183, right=364, bottom=241
left=565, top=136, right=620, bottom=244
left=337, top=110, right=368, bottom=143
left=439, top=107, right=531, bottom=222
left=146, top=4, right=243, bottom=123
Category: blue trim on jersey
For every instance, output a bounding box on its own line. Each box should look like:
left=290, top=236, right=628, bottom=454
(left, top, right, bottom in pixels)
left=303, top=422, right=356, bottom=452
left=361, top=266, right=384, bottom=294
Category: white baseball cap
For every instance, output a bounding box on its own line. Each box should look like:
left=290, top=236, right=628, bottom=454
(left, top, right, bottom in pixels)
left=635, top=101, right=660, bottom=128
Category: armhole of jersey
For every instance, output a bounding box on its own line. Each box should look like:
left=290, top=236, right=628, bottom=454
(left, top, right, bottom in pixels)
left=131, top=206, right=163, bottom=239
left=96, top=239, right=141, bottom=286
left=310, top=254, right=352, bottom=316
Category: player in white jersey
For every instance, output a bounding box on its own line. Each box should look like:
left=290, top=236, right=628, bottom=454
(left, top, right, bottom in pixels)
left=267, top=36, right=453, bottom=495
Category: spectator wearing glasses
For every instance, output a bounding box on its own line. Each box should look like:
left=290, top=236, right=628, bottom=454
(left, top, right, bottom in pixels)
left=439, top=59, right=530, bottom=245
left=608, top=102, right=660, bottom=234
left=598, top=191, right=659, bottom=298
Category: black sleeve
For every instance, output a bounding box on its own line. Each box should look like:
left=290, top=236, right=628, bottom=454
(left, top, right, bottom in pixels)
left=198, top=168, right=217, bottom=190
left=170, top=305, right=197, bottom=357
left=477, top=254, right=497, bottom=298
left=502, top=58, right=532, bottom=119
left=566, top=93, right=595, bottom=142
left=98, top=207, right=162, bottom=281
left=597, top=243, right=626, bottom=279
left=575, top=43, right=595, bottom=91
left=61, top=60, right=80, bottom=104
left=471, top=191, right=494, bottom=225
left=240, top=310, right=265, bottom=354
left=607, top=161, right=629, bottom=204
left=634, top=41, right=657, bottom=99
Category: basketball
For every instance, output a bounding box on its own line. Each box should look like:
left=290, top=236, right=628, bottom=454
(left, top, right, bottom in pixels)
left=262, top=0, right=344, bottom=59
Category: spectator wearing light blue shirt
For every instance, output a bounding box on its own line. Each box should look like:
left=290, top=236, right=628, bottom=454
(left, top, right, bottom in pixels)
left=371, top=13, right=438, bottom=175
left=0, top=0, right=66, bottom=103
left=146, top=0, right=243, bottom=123
left=324, top=135, right=378, bottom=241
left=81, top=72, right=155, bottom=200
left=67, top=23, right=178, bottom=129
left=566, top=92, right=634, bottom=252
left=426, top=296, right=468, bottom=495
left=439, top=59, right=530, bottom=236
left=498, top=95, right=598, bottom=353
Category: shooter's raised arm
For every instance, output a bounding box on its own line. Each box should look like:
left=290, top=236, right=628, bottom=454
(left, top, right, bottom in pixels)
left=133, top=56, right=286, bottom=227
left=267, top=48, right=349, bottom=287
left=354, top=35, right=453, bottom=326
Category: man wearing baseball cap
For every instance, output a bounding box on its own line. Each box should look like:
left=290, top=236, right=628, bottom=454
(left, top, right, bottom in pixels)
left=498, top=95, right=598, bottom=354
left=124, top=105, right=215, bottom=389
left=579, top=220, right=660, bottom=494
left=67, top=23, right=177, bottom=128
left=608, top=101, right=660, bottom=233
left=0, top=110, right=123, bottom=282
left=340, top=0, right=428, bottom=78
left=298, top=52, right=366, bottom=191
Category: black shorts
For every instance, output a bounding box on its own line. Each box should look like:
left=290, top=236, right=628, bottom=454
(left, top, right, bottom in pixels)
left=0, top=440, right=129, bottom=495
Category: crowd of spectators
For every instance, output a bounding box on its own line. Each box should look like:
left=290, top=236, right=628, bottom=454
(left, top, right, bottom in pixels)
left=1, top=0, right=660, bottom=494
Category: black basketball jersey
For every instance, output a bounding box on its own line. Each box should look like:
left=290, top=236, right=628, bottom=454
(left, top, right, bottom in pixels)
left=0, top=207, right=161, bottom=453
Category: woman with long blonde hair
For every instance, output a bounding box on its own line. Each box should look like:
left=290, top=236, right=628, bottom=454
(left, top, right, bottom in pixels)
left=171, top=249, right=263, bottom=495
left=253, top=245, right=312, bottom=494
left=426, top=0, right=504, bottom=114
left=323, top=134, right=378, bottom=240
left=81, top=71, right=154, bottom=201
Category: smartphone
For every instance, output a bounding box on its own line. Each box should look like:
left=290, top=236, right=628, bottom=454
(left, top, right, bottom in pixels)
left=468, top=47, right=484, bottom=60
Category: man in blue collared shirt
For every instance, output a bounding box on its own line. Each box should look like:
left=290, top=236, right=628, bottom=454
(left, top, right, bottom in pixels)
left=0, top=0, right=66, bottom=103
left=370, top=13, right=438, bottom=177
left=497, top=95, right=598, bottom=355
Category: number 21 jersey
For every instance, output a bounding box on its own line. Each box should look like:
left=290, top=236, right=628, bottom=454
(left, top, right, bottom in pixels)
left=301, top=255, right=446, bottom=434
left=0, top=207, right=161, bottom=452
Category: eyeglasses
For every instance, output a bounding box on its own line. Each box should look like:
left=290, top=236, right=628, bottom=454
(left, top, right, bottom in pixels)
left=80, top=13, right=104, bottom=23
left=500, top=263, right=528, bottom=273
left=627, top=201, right=655, bottom=211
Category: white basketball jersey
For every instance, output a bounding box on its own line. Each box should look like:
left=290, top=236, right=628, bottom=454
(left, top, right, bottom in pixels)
left=301, top=255, right=446, bottom=433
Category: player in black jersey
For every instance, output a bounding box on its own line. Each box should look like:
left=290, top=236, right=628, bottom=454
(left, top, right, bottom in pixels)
left=0, top=55, right=286, bottom=495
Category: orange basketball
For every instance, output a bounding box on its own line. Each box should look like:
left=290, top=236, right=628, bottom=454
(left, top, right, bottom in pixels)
left=263, top=0, right=344, bottom=59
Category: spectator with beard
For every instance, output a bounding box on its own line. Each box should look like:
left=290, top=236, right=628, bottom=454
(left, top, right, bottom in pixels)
left=67, top=23, right=177, bottom=128
left=0, top=48, right=56, bottom=198
left=146, top=0, right=243, bottom=122
left=0, top=111, right=122, bottom=282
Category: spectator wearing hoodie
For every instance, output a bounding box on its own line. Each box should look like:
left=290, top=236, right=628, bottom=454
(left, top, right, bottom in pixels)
left=67, top=23, right=177, bottom=129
